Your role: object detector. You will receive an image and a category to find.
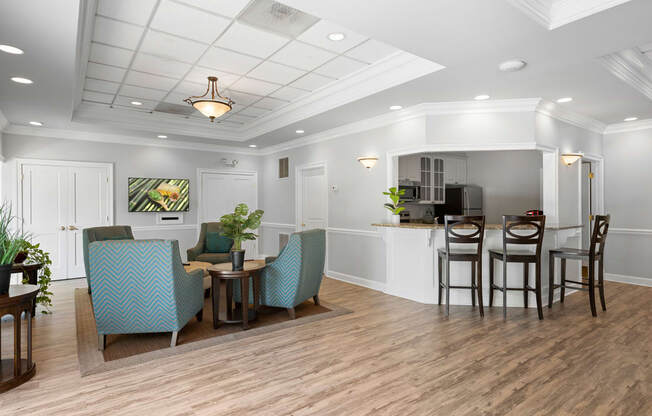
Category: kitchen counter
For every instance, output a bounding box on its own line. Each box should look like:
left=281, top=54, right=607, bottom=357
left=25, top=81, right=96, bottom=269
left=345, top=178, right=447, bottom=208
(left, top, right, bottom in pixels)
left=372, top=223, right=583, bottom=231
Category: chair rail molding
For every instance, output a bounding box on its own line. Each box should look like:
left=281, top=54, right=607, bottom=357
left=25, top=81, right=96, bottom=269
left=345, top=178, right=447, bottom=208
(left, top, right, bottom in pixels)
left=260, top=222, right=297, bottom=229
left=608, top=227, right=652, bottom=235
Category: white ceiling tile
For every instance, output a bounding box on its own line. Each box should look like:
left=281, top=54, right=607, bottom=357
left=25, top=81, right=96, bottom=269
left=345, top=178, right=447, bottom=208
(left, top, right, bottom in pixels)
left=270, top=41, right=337, bottom=71
left=173, top=80, right=208, bottom=96
left=230, top=77, right=280, bottom=96
left=239, top=106, right=270, bottom=117
left=314, top=56, right=368, bottom=79
left=140, top=30, right=207, bottom=63
left=163, top=91, right=190, bottom=105
left=248, top=61, right=305, bottom=85
left=150, top=0, right=230, bottom=44
left=85, top=78, right=120, bottom=94
left=228, top=103, right=247, bottom=114
left=132, top=53, right=192, bottom=78
left=92, top=16, right=144, bottom=49
left=86, top=62, right=126, bottom=83
left=290, top=73, right=335, bottom=91
left=199, top=47, right=261, bottom=74
left=184, top=66, right=240, bottom=87
left=174, top=0, right=250, bottom=18
left=115, top=95, right=158, bottom=110
left=97, top=0, right=157, bottom=26
left=297, top=20, right=367, bottom=54
left=344, top=39, right=398, bottom=63
left=125, top=70, right=178, bottom=90
left=119, top=85, right=168, bottom=101
left=226, top=90, right=262, bottom=106
left=89, top=43, right=134, bottom=68
left=254, top=97, right=288, bottom=110
left=214, top=22, right=289, bottom=58
left=83, top=90, right=114, bottom=104
left=269, top=85, right=309, bottom=101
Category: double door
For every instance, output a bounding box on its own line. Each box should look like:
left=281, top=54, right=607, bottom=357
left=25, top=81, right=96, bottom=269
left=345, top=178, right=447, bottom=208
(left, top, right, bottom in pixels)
left=19, top=161, right=112, bottom=280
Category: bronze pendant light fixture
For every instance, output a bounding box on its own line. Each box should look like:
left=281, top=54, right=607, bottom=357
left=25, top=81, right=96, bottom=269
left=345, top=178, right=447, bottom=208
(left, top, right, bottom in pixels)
left=184, top=76, right=234, bottom=122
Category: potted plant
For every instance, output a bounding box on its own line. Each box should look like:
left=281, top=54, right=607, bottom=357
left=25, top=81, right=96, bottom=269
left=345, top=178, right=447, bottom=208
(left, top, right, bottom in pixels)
left=220, top=203, right=264, bottom=271
left=0, top=202, right=28, bottom=295
left=383, top=187, right=406, bottom=224
left=14, top=238, right=30, bottom=263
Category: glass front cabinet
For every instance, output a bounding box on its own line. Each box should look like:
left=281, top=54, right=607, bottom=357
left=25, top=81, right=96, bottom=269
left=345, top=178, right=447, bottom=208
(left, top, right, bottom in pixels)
left=419, top=155, right=445, bottom=204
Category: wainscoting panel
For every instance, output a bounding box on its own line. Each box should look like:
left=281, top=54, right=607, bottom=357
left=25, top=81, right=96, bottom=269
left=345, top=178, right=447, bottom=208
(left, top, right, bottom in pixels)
left=132, top=225, right=198, bottom=262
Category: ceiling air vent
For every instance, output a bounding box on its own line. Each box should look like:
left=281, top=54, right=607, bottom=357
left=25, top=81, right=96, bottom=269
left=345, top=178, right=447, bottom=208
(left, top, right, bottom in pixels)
left=239, top=0, right=318, bottom=38
left=154, top=102, right=196, bottom=116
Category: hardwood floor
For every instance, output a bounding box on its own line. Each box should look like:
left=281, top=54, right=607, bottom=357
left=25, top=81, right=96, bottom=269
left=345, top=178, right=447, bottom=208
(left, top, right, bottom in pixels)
left=0, top=277, right=650, bottom=415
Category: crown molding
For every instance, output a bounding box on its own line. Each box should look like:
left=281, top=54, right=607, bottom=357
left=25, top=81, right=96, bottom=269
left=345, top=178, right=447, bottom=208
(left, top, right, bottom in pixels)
left=600, top=50, right=652, bottom=101
left=260, top=98, right=543, bottom=155
left=604, top=118, right=652, bottom=134
left=507, top=0, right=633, bottom=30
left=536, top=100, right=606, bottom=134
left=3, top=124, right=257, bottom=155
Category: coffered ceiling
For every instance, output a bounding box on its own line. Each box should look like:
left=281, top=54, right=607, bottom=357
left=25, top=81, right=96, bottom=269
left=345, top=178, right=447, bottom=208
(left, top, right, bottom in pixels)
left=75, top=0, right=441, bottom=140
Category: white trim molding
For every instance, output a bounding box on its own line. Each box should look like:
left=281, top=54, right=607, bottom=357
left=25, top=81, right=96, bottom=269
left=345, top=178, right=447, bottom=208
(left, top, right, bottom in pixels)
left=608, top=227, right=652, bottom=235
left=327, top=227, right=381, bottom=238
left=326, top=270, right=386, bottom=292
left=260, top=222, right=297, bottom=229
left=536, top=100, right=606, bottom=134
left=132, top=224, right=198, bottom=232
left=0, top=109, right=8, bottom=132
left=604, top=118, right=652, bottom=135
left=507, top=0, right=634, bottom=30
left=604, top=273, right=652, bottom=287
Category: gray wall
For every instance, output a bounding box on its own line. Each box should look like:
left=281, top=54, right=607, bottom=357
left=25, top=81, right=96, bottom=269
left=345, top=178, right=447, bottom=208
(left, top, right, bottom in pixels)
left=1, top=133, right=260, bottom=260
left=466, top=150, right=542, bottom=223
left=603, top=128, right=652, bottom=281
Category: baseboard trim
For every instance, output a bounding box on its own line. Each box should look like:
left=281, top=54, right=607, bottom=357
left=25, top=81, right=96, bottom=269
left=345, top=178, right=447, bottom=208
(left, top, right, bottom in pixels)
left=604, top=273, right=652, bottom=287
left=326, top=270, right=386, bottom=292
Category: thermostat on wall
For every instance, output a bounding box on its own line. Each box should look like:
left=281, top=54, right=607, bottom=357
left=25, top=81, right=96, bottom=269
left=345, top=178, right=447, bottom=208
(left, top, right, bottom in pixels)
left=156, top=213, right=184, bottom=225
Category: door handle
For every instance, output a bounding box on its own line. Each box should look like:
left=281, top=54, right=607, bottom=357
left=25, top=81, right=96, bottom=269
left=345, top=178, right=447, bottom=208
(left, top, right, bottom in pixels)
left=60, top=226, right=65, bottom=231
left=302, top=223, right=306, bottom=227
left=68, top=225, right=78, bottom=231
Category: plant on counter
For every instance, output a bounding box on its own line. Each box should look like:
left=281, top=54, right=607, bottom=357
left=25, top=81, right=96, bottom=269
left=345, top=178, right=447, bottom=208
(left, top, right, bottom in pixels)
left=383, top=187, right=406, bottom=215
left=220, top=203, right=264, bottom=271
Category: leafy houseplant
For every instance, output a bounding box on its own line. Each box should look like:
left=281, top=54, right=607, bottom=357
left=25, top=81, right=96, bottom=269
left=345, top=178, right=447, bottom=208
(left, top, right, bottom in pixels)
left=20, top=240, right=54, bottom=313
left=219, top=203, right=264, bottom=271
left=383, top=187, right=406, bottom=224
left=0, top=202, right=29, bottom=294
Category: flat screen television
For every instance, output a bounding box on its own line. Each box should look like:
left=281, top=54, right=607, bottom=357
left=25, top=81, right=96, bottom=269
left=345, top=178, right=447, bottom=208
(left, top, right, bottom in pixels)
left=128, top=177, right=189, bottom=212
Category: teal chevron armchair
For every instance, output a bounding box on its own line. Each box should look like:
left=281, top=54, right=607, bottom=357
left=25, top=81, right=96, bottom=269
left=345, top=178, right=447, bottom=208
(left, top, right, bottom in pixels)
left=236, top=229, right=326, bottom=319
left=83, top=225, right=135, bottom=294
left=88, top=239, right=204, bottom=350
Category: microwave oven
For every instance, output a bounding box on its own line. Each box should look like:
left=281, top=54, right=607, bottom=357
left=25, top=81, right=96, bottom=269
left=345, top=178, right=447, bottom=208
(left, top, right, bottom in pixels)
left=399, top=185, right=420, bottom=201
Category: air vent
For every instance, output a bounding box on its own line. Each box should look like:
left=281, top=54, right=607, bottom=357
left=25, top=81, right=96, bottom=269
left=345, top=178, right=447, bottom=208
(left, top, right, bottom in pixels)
left=154, top=102, right=196, bottom=116
left=239, top=0, right=318, bottom=38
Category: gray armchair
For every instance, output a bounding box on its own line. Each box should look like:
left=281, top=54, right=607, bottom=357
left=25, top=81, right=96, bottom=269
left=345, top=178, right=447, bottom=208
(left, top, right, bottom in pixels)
left=83, top=225, right=135, bottom=293
left=187, top=222, right=232, bottom=264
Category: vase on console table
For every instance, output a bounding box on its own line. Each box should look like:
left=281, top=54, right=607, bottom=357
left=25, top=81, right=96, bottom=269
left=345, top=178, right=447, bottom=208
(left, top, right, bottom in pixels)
left=391, top=214, right=400, bottom=225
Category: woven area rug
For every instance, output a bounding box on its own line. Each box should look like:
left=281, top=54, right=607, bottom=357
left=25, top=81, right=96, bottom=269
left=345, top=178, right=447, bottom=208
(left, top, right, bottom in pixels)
left=75, top=287, right=350, bottom=376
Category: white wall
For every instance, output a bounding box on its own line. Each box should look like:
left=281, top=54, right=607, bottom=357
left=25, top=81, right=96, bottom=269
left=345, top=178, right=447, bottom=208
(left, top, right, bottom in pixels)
left=1, top=133, right=260, bottom=260
left=466, top=150, right=542, bottom=223
left=603, top=127, right=652, bottom=283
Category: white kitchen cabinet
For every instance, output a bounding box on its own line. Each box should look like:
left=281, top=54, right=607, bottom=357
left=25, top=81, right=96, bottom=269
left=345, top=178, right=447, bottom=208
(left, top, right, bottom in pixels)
left=444, top=157, right=467, bottom=185
left=420, top=156, right=445, bottom=203
left=399, top=154, right=421, bottom=182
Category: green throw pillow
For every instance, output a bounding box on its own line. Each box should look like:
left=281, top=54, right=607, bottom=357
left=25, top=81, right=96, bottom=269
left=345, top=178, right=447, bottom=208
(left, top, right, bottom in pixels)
left=205, top=232, right=233, bottom=253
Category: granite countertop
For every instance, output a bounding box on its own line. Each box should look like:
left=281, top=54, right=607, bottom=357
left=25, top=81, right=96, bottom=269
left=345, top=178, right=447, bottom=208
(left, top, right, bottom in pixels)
left=372, top=223, right=583, bottom=231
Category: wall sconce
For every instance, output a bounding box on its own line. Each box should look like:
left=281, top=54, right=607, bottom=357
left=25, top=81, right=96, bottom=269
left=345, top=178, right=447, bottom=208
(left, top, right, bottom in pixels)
left=561, top=153, right=582, bottom=166
left=357, top=156, right=378, bottom=170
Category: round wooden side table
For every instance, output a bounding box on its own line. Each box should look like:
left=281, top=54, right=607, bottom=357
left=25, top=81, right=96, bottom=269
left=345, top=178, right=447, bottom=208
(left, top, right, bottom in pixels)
left=11, top=263, right=44, bottom=316
left=0, top=284, right=38, bottom=393
left=209, top=260, right=266, bottom=330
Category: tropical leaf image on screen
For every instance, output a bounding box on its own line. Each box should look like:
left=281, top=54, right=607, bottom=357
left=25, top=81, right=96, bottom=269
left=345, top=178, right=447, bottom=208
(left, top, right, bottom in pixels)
left=128, top=178, right=190, bottom=212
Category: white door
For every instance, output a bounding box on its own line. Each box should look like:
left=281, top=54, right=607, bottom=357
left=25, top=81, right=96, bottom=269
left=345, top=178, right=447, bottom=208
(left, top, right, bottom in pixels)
left=199, top=170, right=258, bottom=259
left=20, top=161, right=112, bottom=280
left=297, top=165, right=327, bottom=231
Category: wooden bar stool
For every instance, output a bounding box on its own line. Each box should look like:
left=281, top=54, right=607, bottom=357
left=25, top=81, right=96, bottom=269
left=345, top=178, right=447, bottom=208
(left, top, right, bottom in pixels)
left=437, top=215, right=485, bottom=317
left=489, top=215, right=546, bottom=320
left=548, top=214, right=610, bottom=317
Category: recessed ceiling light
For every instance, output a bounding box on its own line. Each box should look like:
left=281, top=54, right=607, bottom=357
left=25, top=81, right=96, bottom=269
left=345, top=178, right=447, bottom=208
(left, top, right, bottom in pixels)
left=624, top=117, right=638, bottom=122
left=29, top=121, right=43, bottom=126
left=556, top=97, right=573, bottom=103
left=131, top=101, right=143, bottom=106
left=389, top=105, right=403, bottom=110
left=11, top=77, right=32, bottom=84
left=474, top=94, right=490, bottom=100
left=296, top=130, right=305, bottom=134
left=157, top=135, right=167, bottom=139
left=328, top=32, right=346, bottom=41
left=0, top=44, right=24, bottom=55
left=248, top=144, right=257, bottom=148
left=498, top=59, right=527, bottom=72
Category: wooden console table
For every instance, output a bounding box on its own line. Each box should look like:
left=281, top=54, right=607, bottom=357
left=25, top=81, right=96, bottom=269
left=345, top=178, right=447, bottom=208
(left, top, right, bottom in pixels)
left=0, top=285, right=38, bottom=393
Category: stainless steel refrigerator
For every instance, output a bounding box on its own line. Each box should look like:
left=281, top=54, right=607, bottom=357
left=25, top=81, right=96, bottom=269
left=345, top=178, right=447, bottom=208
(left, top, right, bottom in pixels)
left=444, top=185, right=483, bottom=216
